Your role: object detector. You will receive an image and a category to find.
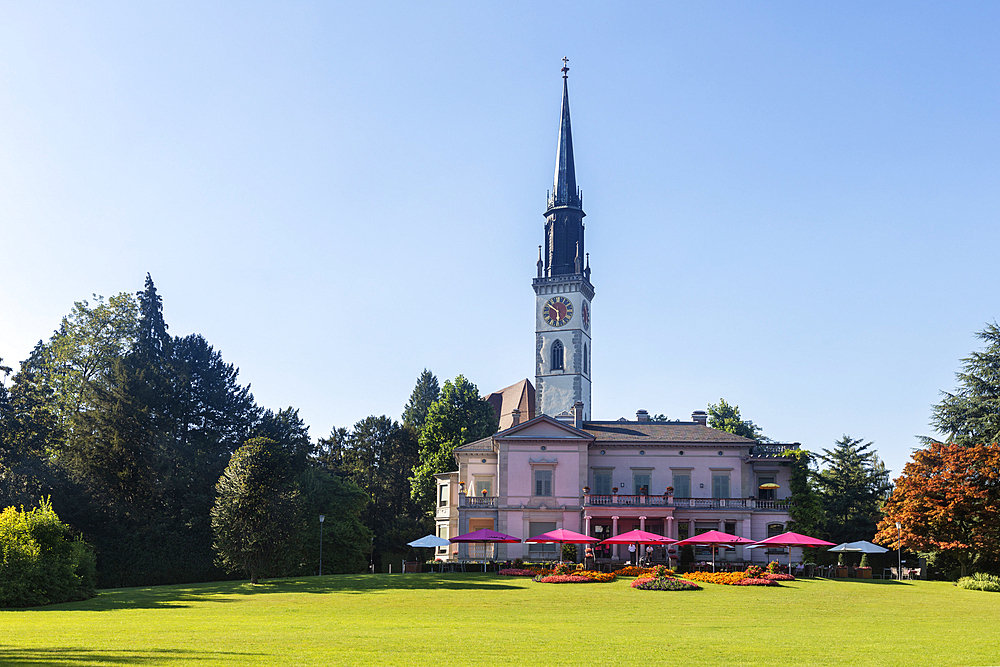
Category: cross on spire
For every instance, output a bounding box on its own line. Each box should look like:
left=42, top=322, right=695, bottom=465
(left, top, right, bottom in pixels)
left=561, top=57, right=569, bottom=79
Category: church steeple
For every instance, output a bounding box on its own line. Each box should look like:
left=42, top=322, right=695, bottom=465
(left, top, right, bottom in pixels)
left=550, top=58, right=581, bottom=211
left=542, top=58, right=588, bottom=279
left=533, top=59, right=594, bottom=422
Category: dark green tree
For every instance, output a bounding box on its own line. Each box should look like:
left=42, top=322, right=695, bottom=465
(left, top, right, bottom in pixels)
left=336, top=416, right=422, bottom=568
left=293, top=467, right=372, bottom=575
left=707, top=399, right=767, bottom=441
left=409, top=375, right=497, bottom=513
left=782, top=448, right=824, bottom=537
left=813, top=435, right=892, bottom=544
left=211, top=437, right=299, bottom=584
left=929, top=322, right=1000, bottom=447
left=402, top=369, right=440, bottom=432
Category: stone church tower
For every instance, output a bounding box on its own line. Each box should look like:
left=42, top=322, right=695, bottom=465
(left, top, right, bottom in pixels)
left=533, top=60, right=594, bottom=420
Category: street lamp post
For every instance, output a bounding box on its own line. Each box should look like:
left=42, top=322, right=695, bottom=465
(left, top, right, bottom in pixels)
left=895, top=521, right=902, bottom=581
left=319, top=514, right=326, bottom=577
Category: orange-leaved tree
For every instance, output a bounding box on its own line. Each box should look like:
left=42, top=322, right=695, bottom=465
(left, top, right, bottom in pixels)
left=875, top=441, right=1000, bottom=577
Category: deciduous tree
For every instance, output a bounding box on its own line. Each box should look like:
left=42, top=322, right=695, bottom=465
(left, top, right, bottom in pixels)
left=876, top=441, right=1000, bottom=577
left=707, top=399, right=766, bottom=441
left=410, top=375, right=497, bottom=513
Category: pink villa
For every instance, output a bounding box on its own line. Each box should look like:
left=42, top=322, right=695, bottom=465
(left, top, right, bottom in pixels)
left=433, top=65, right=797, bottom=566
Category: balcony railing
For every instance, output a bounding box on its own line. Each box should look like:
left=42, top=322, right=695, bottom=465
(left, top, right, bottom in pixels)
left=458, top=495, right=497, bottom=508
left=583, top=494, right=790, bottom=511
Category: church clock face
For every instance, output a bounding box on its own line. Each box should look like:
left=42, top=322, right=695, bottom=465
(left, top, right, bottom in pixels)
left=543, top=296, right=574, bottom=327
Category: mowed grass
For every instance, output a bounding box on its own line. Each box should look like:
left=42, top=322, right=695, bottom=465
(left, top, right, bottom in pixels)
left=2, top=574, right=1000, bottom=667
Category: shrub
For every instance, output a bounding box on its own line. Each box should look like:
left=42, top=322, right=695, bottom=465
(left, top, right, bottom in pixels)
left=498, top=568, right=536, bottom=576
left=0, top=499, right=96, bottom=607
left=631, top=576, right=701, bottom=591
left=957, top=573, right=1000, bottom=592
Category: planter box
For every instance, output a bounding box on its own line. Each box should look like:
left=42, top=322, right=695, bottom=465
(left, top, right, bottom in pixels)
left=857, top=569, right=872, bottom=579
left=836, top=567, right=849, bottom=578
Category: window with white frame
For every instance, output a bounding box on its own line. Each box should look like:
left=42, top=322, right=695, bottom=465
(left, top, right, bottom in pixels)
left=438, top=484, right=448, bottom=507
left=436, top=524, right=449, bottom=554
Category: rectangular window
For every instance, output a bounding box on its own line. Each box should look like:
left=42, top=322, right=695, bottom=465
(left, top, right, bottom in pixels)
left=633, top=473, right=651, bottom=496
left=725, top=522, right=736, bottom=535
left=758, top=475, right=775, bottom=501
left=528, top=521, right=557, bottom=557
left=712, top=474, right=730, bottom=499
left=436, top=524, right=449, bottom=553
left=474, top=480, right=492, bottom=497
left=534, top=469, right=553, bottom=497
left=672, top=473, right=691, bottom=497
left=438, top=485, right=448, bottom=507
left=593, top=470, right=612, bottom=496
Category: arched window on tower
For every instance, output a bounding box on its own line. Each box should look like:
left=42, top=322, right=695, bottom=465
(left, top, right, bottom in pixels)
left=551, top=340, right=564, bottom=371
left=583, top=343, right=588, bottom=374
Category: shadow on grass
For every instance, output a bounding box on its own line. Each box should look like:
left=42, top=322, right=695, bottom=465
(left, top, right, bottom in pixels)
left=3, top=573, right=522, bottom=612
left=0, top=646, right=262, bottom=666
left=812, top=577, right=917, bottom=586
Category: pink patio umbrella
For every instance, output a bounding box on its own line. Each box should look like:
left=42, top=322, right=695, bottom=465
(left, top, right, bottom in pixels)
left=449, top=529, right=521, bottom=568
left=525, top=528, right=598, bottom=563
left=752, top=531, right=835, bottom=574
left=674, top=530, right=755, bottom=572
left=600, top=529, right=675, bottom=566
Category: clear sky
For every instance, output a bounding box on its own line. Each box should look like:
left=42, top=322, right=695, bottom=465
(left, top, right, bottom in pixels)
left=2, top=2, right=998, bottom=479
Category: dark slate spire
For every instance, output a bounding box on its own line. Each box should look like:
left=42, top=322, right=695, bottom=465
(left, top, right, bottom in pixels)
left=542, top=58, right=588, bottom=279
left=550, top=59, right=581, bottom=210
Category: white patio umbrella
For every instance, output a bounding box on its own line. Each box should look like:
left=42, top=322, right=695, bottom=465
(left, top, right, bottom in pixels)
left=407, top=535, right=452, bottom=571
left=828, top=540, right=889, bottom=554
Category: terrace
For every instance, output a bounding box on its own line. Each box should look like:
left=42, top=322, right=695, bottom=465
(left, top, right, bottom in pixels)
left=583, top=494, right=790, bottom=511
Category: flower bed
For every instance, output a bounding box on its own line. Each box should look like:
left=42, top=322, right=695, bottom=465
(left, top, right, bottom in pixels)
left=631, top=576, right=701, bottom=591
left=498, top=568, right=537, bottom=577
left=533, top=574, right=594, bottom=584
left=733, top=577, right=777, bottom=586
left=616, top=566, right=673, bottom=577
left=683, top=568, right=792, bottom=586
left=531, top=569, right=616, bottom=584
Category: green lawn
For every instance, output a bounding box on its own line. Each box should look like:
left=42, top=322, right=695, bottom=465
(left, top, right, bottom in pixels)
left=2, top=574, right=999, bottom=666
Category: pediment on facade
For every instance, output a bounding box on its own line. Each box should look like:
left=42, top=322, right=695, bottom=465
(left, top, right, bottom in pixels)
left=494, top=414, right=594, bottom=442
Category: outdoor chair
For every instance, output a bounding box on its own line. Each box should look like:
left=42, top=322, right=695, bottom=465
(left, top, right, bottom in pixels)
left=890, top=567, right=899, bottom=580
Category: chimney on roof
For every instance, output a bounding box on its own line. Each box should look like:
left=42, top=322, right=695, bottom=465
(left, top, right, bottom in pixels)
left=692, top=410, right=708, bottom=426
left=511, top=409, right=521, bottom=427
left=636, top=409, right=649, bottom=422
left=573, top=401, right=584, bottom=429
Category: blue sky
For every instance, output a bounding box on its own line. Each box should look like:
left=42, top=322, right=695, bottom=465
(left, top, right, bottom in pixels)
left=2, top=2, right=998, bottom=478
